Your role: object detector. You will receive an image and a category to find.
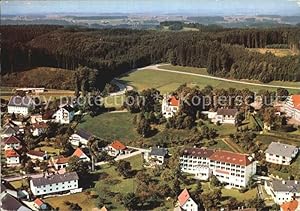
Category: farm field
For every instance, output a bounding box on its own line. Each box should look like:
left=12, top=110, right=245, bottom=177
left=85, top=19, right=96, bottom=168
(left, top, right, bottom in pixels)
left=248, top=48, right=298, bottom=57
left=119, top=68, right=299, bottom=94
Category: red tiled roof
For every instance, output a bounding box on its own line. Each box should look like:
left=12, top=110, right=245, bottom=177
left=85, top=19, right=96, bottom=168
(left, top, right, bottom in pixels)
left=169, top=96, right=180, bottom=107
left=110, top=140, right=127, bottom=150
left=4, top=136, right=21, bottom=144
left=280, top=200, right=299, bottom=211
left=5, top=149, right=20, bottom=158
left=33, top=122, right=48, bottom=129
left=72, top=148, right=85, bottom=158
left=182, top=148, right=215, bottom=158
left=209, top=150, right=252, bottom=166
left=27, top=150, right=45, bottom=157
left=34, top=198, right=44, bottom=207
left=178, top=188, right=191, bottom=206
left=55, top=156, right=69, bottom=164
left=42, top=110, right=55, bottom=120
left=292, top=95, right=300, bottom=110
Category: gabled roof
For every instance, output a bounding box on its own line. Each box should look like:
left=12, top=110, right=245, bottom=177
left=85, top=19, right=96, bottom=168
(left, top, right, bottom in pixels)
left=31, top=172, right=79, bottom=186
left=54, top=156, right=69, bottom=164
left=209, top=150, right=252, bottom=166
left=75, top=128, right=93, bottom=140
left=8, top=95, right=34, bottom=107
left=168, top=96, right=180, bottom=107
left=2, top=125, right=19, bottom=135
left=1, top=193, right=31, bottom=211
left=5, top=149, right=20, bottom=158
left=269, top=180, right=300, bottom=192
left=150, top=147, right=168, bottom=157
left=42, top=110, right=55, bottom=120
left=217, top=108, right=238, bottom=116
left=4, top=136, right=21, bottom=144
left=1, top=180, right=17, bottom=193
left=27, top=150, right=46, bottom=157
left=32, top=122, right=48, bottom=129
left=178, top=188, right=192, bottom=206
left=110, top=140, right=127, bottom=150
left=181, top=147, right=215, bottom=158
left=265, top=142, right=297, bottom=157
left=280, top=199, right=299, bottom=211
left=72, top=148, right=88, bottom=159
left=34, top=198, right=44, bottom=207
left=291, top=95, right=300, bottom=110
left=61, top=105, right=74, bottom=112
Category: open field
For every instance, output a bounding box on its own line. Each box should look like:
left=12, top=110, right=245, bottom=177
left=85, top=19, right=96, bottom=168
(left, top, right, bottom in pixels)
left=248, top=48, right=298, bottom=57
left=120, top=67, right=300, bottom=94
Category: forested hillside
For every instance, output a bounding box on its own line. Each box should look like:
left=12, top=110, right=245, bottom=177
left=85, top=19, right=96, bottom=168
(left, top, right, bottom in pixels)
left=1, top=25, right=299, bottom=90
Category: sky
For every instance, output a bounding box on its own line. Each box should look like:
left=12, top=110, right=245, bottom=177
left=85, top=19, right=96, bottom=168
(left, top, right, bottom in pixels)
left=2, top=0, right=300, bottom=16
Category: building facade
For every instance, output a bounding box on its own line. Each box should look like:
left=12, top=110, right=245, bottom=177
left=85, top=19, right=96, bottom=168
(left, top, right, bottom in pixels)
left=162, top=95, right=180, bottom=119
left=30, top=172, right=79, bottom=196
left=180, top=147, right=256, bottom=188
left=69, top=129, right=93, bottom=146
left=53, top=105, right=75, bottom=124
left=284, top=95, right=300, bottom=121
left=7, top=95, right=35, bottom=116
left=176, top=188, right=198, bottom=211
left=144, top=147, right=168, bottom=166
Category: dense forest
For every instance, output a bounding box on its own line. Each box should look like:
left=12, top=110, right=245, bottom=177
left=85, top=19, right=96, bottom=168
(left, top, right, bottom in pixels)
left=1, top=25, right=300, bottom=90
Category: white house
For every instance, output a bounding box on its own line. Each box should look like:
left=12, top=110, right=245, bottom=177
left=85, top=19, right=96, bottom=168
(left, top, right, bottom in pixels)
left=7, top=95, right=35, bottom=116
left=4, top=136, right=22, bottom=150
left=214, top=108, right=238, bottom=124
left=5, top=149, right=20, bottom=165
left=144, top=147, right=168, bottom=166
left=106, top=140, right=131, bottom=157
left=0, top=123, right=19, bottom=139
left=31, top=122, right=48, bottom=137
left=284, top=95, right=300, bottom=121
left=69, top=129, right=93, bottom=146
left=53, top=105, right=75, bottom=124
left=180, top=147, right=256, bottom=188
left=72, top=148, right=90, bottom=162
left=265, top=142, right=298, bottom=165
left=162, top=95, right=180, bottom=118
left=26, top=150, right=48, bottom=162
left=30, top=172, right=79, bottom=196
left=264, top=180, right=300, bottom=205
left=50, top=156, right=69, bottom=170
left=175, top=188, right=198, bottom=211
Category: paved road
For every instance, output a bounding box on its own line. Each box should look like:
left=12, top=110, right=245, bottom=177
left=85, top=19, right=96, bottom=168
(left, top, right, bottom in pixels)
left=139, top=64, right=300, bottom=90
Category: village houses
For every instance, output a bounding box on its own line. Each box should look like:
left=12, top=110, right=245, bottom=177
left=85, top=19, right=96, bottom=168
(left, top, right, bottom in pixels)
left=180, top=147, right=257, bottom=188
left=53, top=104, right=75, bottom=124
left=69, top=128, right=93, bottom=146
left=72, top=148, right=91, bottom=162
left=265, top=142, right=298, bottom=165
left=4, top=136, right=22, bottom=150
left=144, top=147, right=168, bottom=166
left=50, top=156, right=70, bottom=170
left=5, top=149, right=20, bottom=165
left=31, top=122, right=48, bottom=137
left=264, top=180, right=300, bottom=205
left=162, top=95, right=180, bottom=119
left=30, top=172, right=80, bottom=196
left=106, top=140, right=131, bottom=157
left=203, top=108, right=238, bottom=125
left=26, top=150, right=49, bottom=162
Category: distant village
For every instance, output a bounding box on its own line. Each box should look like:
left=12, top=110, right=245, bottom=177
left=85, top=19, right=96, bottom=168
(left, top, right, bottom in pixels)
left=1, top=86, right=300, bottom=211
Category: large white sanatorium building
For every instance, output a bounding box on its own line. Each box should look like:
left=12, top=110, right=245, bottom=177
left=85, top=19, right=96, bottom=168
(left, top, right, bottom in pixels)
left=180, top=147, right=256, bottom=188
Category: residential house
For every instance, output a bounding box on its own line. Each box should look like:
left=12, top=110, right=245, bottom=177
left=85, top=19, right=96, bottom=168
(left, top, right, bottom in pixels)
left=0, top=192, right=31, bottom=211
left=265, top=180, right=300, bottom=205
left=31, top=122, right=48, bottom=137
left=69, top=129, right=93, bottom=146
left=26, top=150, right=48, bottom=162
left=284, top=95, right=300, bottom=121
left=0, top=124, right=19, bottom=139
left=33, top=198, right=48, bottom=210
left=16, top=87, right=45, bottom=94
left=180, top=147, right=257, bottom=188
left=5, top=149, right=20, bottom=165
left=30, top=172, right=79, bottom=196
left=214, top=108, right=238, bottom=124
left=31, top=111, right=56, bottom=124
left=175, top=188, right=198, bottom=211
left=162, top=95, right=180, bottom=118
left=72, top=148, right=91, bottom=162
left=50, top=156, right=69, bottom=170
left=4, top=136, right=22, bottom=150
left=280, top=199, right=300, bottom=211
left=1, top=180, right=18, bottom=198
left=265, top=142, right=298, bottom=165
left=180, top=147, right=215, bottom=180
left=144, top=147, right=168, bottom=166
left=106, top=140, right=131, bottom=157
left=7, top=95, right=35, bottom=116
left=53, top=105, right=75, bottom=124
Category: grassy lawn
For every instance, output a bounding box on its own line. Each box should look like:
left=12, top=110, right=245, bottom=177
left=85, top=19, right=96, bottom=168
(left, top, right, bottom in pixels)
left=159, top=64, right=209, bottom=75
left=119, top=68, right=299, bottom=94
left=44, top=192, right=95, bottom=211
left=103, top=95, right=125, bottom=108
left=248, top=48, right=297, bottom=57
left=221, top=188, right=257, bottom=202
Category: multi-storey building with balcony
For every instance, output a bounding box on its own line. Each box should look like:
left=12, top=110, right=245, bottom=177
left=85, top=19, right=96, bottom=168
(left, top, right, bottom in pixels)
left=265, top=142, right=298, bottom=165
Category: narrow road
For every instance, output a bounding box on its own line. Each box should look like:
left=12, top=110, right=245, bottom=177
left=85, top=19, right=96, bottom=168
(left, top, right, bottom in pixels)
left=222, top=138, right=245, bottom=153
left=139, top=64, right=300, bottom=90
